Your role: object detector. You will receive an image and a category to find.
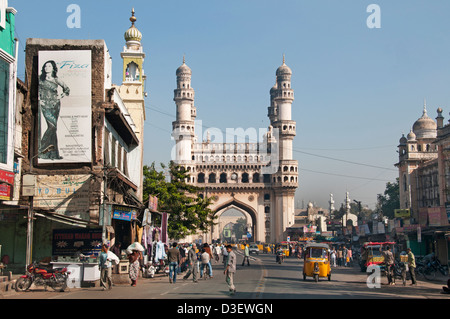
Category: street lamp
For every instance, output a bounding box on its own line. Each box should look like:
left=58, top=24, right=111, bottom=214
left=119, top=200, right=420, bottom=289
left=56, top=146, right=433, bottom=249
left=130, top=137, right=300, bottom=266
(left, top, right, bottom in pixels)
left=25, top=144, right=54, bottom=268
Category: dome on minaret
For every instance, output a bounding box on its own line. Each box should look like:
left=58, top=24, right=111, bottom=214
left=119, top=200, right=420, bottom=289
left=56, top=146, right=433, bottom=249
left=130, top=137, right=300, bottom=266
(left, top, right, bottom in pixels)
left=276, top=54, right=292, bottom=76
left=412, top=102, right=437, bottom=139
left=407, top=129, right=416, bottom=142
left=399, top=133, right=407, bottom=145
left=124, top=8, right=142, bottom=42
left=176, top=56, right=192, bottom=76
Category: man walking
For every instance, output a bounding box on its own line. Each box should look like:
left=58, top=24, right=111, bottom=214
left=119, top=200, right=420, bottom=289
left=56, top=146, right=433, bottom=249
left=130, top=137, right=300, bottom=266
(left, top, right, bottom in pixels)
left=167, top=242, right=181, bottom=283
left=224, top=245, right=236, bottom=295
left=183, top=243, right=198, bottom=283
left=382, top=245, right=395, bottom=285
left=241, top=243, right=250, bottom=266
left=406, top=248, right=417, bottom=286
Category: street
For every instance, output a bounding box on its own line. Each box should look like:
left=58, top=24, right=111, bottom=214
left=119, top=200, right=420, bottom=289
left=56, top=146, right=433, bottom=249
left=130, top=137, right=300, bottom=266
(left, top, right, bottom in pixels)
left=4, top=249, right=449, bottom=300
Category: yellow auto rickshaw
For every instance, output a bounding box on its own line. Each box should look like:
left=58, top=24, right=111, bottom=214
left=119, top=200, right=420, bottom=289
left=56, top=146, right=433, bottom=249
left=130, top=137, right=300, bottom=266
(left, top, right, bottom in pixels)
left=279, top=242, right=290, bottom=257
left=302, top=243, right=331, bottom=282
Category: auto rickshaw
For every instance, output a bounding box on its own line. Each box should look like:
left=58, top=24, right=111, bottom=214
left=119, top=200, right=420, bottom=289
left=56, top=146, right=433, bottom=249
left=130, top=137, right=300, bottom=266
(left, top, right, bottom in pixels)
left=302, top=243, right=331, bottom=282
left=263, top=244, right=272, bottom=254
left=278, top=242, right=290, bottom=257
left=360, top=241, right=395, bottom=272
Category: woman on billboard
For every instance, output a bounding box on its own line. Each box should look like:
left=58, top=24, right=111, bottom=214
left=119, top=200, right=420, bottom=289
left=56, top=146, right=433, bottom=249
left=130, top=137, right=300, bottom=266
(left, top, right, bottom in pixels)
left=38, top=60, right=70, bottom=160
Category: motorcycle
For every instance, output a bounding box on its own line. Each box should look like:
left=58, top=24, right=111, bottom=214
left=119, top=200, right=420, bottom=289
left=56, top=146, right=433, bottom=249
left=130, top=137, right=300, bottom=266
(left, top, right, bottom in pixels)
left=276, top=250, right=285, bottom=264
left=142, top=263, right=156, bottom=278
left=15, top=263, right=70, bottom=292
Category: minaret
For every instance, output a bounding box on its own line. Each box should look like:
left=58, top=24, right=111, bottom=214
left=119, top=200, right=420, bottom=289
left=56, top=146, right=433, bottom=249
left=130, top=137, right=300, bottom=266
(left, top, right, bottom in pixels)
left=273, top=54, right=295, bottom=161
left=172, top=56, right=195, bottom=164
left=115, top=8, right=146, bottom=200
left=270, top=55, right=298, bottom=242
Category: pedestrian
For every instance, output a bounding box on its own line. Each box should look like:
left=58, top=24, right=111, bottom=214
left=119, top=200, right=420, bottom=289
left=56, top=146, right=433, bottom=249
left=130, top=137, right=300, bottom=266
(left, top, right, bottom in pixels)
left=99, top=244, right=112, bottom=290
left=337, top=246, right=343, bottom=266
left=381, top=245, right=395, bottom=285
left=241, top=243, right=250, bottom=266
left=167, top=242, right=181, bottom=283
left=178, top=244, right=186, bottom=274
left=202, top=243, right=214, bottom=278
left=183, top=244, right=199, bottom=283
left=224, top=245, right=236, bottom=295
left=406, top=248, right=417, bottom=286
left=128, top=250, right=141, bottom=287
left=330, top=248, right=337, bottom=267
left=343, top=246, right=348, bottom=267
left=347, top=247, right=353, bottom=267
left=214, top=244, right=221, bottom=263
left=222, top=244, right=229, bottom=265
left=200, top=248, right=211, bottom=279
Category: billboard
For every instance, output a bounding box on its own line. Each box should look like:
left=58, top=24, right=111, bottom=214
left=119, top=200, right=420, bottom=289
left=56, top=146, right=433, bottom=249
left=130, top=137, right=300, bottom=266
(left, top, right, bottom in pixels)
left=38, top=50, right=92, bottom=163
left=33, top=174, right=91, bottom=220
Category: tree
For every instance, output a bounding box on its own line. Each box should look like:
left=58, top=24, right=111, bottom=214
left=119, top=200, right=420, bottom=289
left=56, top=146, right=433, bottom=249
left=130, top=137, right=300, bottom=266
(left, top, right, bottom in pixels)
left=377, top=178, right=400, bottom=219
left=143, top=161, right=217, bottom=240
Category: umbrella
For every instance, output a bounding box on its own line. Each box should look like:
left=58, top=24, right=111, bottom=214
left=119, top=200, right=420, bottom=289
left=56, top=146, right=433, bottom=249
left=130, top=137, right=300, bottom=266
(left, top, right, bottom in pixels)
left=107, top=251, right=120, bottom=265
left=127, top=242, right=145, bottom=252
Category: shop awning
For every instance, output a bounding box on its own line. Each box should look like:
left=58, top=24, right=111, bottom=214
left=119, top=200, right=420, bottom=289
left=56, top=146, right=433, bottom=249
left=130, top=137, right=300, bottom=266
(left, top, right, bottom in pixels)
left=34, top=210, right=98, bottom=228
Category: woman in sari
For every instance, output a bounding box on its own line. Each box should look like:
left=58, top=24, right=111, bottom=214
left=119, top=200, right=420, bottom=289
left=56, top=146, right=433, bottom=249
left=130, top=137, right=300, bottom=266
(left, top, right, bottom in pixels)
left=38, top=60, right=70, bottom=160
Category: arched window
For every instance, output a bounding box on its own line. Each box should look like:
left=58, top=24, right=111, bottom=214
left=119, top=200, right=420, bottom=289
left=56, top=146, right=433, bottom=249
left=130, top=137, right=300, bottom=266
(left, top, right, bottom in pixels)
left=220, top=173, right=227, bottom=183
left=242, top=173, right=249, bottom=183
left=198, top=173, right=205, bottom=183
left=208, top=173, right=216, bottom=183
left=253, top=173, right=260, bottom=183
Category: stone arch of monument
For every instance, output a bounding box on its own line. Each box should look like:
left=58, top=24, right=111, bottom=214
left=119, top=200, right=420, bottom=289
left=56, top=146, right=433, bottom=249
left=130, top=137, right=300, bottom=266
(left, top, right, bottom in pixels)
left=210, top=198, right=257, bottom=243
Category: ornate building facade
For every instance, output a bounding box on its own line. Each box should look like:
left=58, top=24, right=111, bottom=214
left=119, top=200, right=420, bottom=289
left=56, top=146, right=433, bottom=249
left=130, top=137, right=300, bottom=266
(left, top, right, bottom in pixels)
left=172, top=56, right=298, bottom=243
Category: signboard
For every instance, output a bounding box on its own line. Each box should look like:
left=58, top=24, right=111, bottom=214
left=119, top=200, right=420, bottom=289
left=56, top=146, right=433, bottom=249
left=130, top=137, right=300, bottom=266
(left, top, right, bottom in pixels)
left=52, top=228, right=102, bottom=256
left=394, top=209, right=410, bottom=218
left=38, top=50, right=92, bottom=164
left=0, top=169, right=14, bottom=200
left=33, top=174, right=90, bottom=220
left=112, top=205, right=137, bottom=221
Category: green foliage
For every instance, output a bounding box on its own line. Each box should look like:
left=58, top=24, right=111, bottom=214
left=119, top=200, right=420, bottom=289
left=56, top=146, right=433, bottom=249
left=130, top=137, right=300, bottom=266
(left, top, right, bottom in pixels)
left=377, top=178, right=400, bottom=219
left=143, top=161, right=217, bottom=240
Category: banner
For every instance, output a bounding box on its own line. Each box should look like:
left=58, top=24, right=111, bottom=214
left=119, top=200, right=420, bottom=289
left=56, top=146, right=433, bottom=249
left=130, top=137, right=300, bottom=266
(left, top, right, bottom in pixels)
left=0, top=169, right=14, bottom=200
left=52, top=228, right=102, bottom=256
left=38, top=50, right=92, bottom=163
left=34, top=174, right=90, bottom=220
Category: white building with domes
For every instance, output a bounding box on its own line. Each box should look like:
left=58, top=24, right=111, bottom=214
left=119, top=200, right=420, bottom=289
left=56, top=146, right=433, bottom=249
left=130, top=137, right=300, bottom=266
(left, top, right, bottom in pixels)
left=172, top=56, right=298, bottom=243
left=396, top=102, right=439, bottom=222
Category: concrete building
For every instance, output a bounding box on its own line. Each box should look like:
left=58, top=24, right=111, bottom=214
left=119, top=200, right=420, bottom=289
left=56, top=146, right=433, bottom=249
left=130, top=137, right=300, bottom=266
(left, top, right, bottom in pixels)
left=4, top=10, right=146, bottom=271
left=172, top=55, right=298, bottom=243
left=396, top=103, right=449, bottom=264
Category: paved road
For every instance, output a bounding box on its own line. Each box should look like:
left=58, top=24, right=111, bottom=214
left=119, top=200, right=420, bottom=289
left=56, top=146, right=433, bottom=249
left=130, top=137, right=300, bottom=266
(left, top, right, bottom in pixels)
left=4, top=249, right=450, bottom=300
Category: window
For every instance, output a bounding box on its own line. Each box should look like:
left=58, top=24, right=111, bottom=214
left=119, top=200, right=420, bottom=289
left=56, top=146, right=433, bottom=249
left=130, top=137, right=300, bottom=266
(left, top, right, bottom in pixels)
left=220, top=173, right=227, bottom=183
left=208, top=173, right=216, bottom=183
left=0, top=58, right=9, bottom=164
left=198, top=173, right=205, bottom=183
left=242, top=173, right=249, bottom=183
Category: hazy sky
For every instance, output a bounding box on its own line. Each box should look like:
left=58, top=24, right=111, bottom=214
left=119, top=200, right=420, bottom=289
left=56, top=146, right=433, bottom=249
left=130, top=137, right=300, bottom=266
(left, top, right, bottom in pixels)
left=12, top=0, right=450, bottom=210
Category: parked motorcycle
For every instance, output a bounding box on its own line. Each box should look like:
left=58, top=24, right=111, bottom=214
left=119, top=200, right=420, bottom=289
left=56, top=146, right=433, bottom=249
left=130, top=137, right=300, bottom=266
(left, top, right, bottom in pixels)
left=15, top=263, right=70, bottom=292
left=142, top=263, right=156, bottom=278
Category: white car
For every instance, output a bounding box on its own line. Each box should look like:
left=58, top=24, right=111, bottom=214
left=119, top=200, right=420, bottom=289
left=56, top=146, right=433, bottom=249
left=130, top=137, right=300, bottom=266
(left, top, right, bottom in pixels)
left=248, top=244, right=259, bottom=255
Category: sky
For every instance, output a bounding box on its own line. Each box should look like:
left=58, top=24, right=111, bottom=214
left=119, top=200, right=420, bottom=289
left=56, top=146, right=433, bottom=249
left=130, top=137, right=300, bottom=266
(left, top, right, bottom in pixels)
left=11, top=0, right=450, bottom=210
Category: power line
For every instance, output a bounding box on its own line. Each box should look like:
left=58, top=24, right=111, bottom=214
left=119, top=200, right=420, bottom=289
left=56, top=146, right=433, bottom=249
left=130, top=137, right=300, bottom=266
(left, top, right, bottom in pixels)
left=145, top=104, right=397, bottom=172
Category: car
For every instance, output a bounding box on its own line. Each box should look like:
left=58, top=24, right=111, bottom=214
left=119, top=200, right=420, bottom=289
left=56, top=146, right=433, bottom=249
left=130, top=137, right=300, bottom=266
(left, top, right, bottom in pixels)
left=249, top=244, right=259, bottom=255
